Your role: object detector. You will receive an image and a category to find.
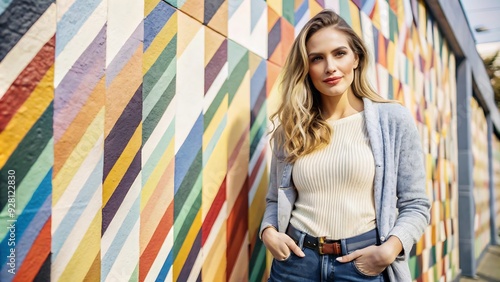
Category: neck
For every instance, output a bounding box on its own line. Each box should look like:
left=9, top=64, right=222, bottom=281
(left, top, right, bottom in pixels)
left=321, top=90, right=363, bottom=121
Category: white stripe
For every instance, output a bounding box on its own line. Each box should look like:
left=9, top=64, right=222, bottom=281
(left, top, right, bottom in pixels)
left=249, top=7, right=267, bottom=59
left=0, top=3, right=56, bottom=98
left=52, top=134, right=104, bottom=230
left=143, top=99, right=176, bottom=162
left=104, top=215, right=140, bottom=282
left=248, top=136, right=266, bottom=173
left=57, top=0, right=77, bottom=21
left=106, top=0, right=144, bottom=66
left=186, top=250, right=204, bottom=282
left=51, top=183, right=102, bottom=281
left=204, top=63, right=228, bottom=114
left=54, top=0, right=107, bottom=88
left=101, top=173, right=141, bottom=255
left=176, top=26, right=204, bottom=153
left=145, top=227, right=174, bottom=282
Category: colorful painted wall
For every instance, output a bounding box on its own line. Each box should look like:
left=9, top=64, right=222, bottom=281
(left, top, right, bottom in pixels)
left=470, top=98, right=491, bottom=259
left=495, top=135, right=500, bottom=231
left=0, top=0, right=466, bottom=281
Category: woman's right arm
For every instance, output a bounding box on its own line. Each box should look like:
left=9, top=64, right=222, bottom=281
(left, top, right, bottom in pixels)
left=260, top=138, right=304, bottom=260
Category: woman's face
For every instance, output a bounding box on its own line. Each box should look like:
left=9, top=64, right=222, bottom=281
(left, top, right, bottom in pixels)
left=306, top=26, right=359, bottom=99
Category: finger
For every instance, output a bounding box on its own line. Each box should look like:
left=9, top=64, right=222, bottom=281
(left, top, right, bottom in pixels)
left=336, top=250, right=360, bottom=263
left=284, top=238, right=305, bottom=257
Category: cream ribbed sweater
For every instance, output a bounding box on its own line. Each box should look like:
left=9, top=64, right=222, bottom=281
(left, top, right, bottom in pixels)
left=289, top=111, right=376, bottom=239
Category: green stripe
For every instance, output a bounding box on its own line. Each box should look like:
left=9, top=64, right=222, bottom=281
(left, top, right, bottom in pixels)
left=0, top=102, right=53, bottom=211
left=204, top=82, right=227, bottom=130
left=249, top=242, right=266, bottom=282
left=282, top=0, right=294, bottom=24
left=143, top=77, right=176, bottom=142
left=228, top=52, right=249, bottom=104
left=143, top=57, right=176, bottom=118
left=339, top=0, right=352, bottom=25
left=173, top=170, right=202, bottom=256
left=174, top=150, right=202, bottom=255
left=143, top=35, right=177, bottom=99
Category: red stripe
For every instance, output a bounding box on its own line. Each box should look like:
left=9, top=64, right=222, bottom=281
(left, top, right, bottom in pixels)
left=13, top=217, right=51, bottom=282
left=248, top=149, right=266, bottom=188
left=139, top=201, right=174, bottom=282
left=0, top=36, right=55, bottom=132
left=201, top=177, right=227, bottom=245
left=226, top=177, right=249, bottom=278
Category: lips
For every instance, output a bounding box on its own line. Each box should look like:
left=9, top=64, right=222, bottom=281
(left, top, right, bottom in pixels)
left=323, top=76, right=342, bottom=85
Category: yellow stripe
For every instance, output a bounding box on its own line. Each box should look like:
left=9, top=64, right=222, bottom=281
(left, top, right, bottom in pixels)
left=202, top=223, right=227, bottom=282
left=249, top=175, right=267, bottom=232
left=143, top=13, right=177, bottom=74
left=203, top=134, right=227, bottom=219
left=0, top=66, right=54, bottom=168
left=57, top=212, right=101, bottom=282
left=145, top=0, right=160, bottom=16
left=53, top=108, right=104, bottom=205
left=102, top=124, right=142, bottom=206
left=141, top=139, right=174, bottom=211
left=174, top=210, right=202, bottom=281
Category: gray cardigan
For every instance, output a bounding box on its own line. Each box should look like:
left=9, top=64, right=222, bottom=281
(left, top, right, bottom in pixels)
left=260, top=98, right=431, bottom=281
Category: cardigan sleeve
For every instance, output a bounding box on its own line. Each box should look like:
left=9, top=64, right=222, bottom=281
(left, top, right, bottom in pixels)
left=259, top=135, right=280, bottom=239
left=387, top=107, right=431, bottom=259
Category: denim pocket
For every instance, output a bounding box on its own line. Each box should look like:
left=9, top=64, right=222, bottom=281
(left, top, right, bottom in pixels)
left=351, top=260, right=382, bottom=278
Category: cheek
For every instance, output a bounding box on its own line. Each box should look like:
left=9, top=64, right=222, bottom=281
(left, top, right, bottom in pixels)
left=308, top=65, right=322, bottom=81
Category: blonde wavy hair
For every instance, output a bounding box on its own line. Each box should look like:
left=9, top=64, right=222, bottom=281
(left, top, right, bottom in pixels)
left=271, top=9, right=391, bottom=163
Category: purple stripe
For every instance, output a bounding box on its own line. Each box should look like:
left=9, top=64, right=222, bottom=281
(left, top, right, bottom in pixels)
left=106, top=22, right=144, bottom=86
left=103, top=86, right=142, bottom=180
left=102, top=148, right=141, bottom=235
left=268, top=19, right=281, bottom=58
left=204, top=39, right=227, bottom=94
left=178, top=230, right=201, bottom=281
left=54, top=26, right=106, bottom=141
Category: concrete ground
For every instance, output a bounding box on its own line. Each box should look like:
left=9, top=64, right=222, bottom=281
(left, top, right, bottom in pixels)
left=460, top=245, right=500, bottom=282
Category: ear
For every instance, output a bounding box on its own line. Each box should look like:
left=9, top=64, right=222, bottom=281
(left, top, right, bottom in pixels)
left=353, top=54, right=359, bottom=69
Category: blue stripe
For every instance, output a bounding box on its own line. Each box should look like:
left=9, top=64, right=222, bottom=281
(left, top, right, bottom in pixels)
left=0, top=168, right=51, bottom=272
left=156, top=249, right=173, bottom=281
left=361, top=0, right=376, bottom=15
left=52, top=157, right=103, bottom=257
left=144, top=1, right=175, bottom=51
left=55, top=0, right=102, bottom=56
left=228, top=0, right=244, bottom=18
left=295, top=0, right=308, bottom=24
left=174, top=114, right=203, bottom=194
left=101, top=195, right=140, bottom=280
left=250, top=0, right=266, bottom=31
left=250, top=60, right=266, bottom=108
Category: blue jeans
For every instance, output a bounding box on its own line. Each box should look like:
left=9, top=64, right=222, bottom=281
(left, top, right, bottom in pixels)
left=268, top=228, right=388, bottom=282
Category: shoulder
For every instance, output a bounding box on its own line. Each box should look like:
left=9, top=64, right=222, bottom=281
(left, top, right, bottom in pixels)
left=373, top=102, right=417, bottom=129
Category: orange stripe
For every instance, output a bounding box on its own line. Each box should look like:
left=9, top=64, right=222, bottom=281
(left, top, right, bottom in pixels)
left=13, top=217, right=51, bottom=282
left=53, top=78, right=105, bottom=176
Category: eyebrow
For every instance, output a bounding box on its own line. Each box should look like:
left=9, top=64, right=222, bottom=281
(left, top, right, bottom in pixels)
left=307, top=46, right=349, bottom=57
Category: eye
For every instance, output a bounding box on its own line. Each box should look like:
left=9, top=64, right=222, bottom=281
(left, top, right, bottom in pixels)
left=335, top=51, right=347, bottom=57
left=310, top=56, right=322, bottom=62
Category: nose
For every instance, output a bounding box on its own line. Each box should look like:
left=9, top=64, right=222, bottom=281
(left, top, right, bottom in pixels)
left=325, top=56, right=337, bottom=74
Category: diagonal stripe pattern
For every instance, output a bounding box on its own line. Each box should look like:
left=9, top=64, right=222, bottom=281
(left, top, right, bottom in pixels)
left=0, top=1, right=462, bottom=282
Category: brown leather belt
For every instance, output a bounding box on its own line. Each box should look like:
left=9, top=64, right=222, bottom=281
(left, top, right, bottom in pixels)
left=286, top=225, right=342, bottom=255
left=286, top=224, right=379, bottom=256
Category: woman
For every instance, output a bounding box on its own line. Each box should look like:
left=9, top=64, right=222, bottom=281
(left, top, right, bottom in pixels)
left=260, top=9, right=430, bottom=282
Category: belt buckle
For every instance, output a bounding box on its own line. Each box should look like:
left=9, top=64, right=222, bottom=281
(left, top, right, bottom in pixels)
left=318, top=236, right=326, bottom=255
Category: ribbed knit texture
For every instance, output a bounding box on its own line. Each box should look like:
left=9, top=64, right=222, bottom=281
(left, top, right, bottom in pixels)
left=289, top=111, right=376, bottom=239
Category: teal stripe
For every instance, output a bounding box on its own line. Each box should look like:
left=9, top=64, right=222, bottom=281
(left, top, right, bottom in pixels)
left=143, top=79, right=176, bottom=142
left=143, top=36, right=176, bottom=100
left=250, top=103, right=267, bottom=142
left=144, top=58, right=176, bottom=118
left=143, top=122, right=175, bottom=183
left=228, top=52, right=249, bottom=104
left=0, top=139, right=53, bottom=242
left=204, top=83, right=227, bottom=130
left=173, top=172, right=201, bottom=256
left=203, top=115, right=227, bottom=167
left=0, top=0, right=13, bottom=14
